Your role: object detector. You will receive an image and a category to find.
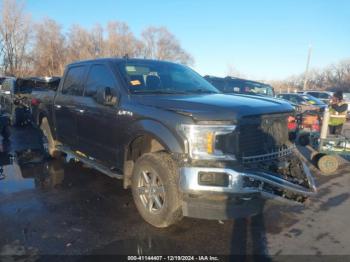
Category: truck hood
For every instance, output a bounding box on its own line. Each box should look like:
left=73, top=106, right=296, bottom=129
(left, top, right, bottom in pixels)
left=134, top=93, right=294, bottom=121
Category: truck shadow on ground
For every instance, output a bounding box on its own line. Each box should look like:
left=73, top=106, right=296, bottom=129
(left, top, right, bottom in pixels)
left=230, top=211, right=270, bottom=259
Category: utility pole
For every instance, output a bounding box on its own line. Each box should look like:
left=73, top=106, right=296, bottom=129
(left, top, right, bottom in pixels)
left=303, top=45, right=312, bottom=90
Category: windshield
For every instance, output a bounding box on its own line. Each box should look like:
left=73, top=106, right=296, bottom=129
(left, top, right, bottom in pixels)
left=343, top=93, right=350, bottom=101
left=240, top=82, right=274, bottom=96
left=307, top=92, right=331, bottom=99
left=301, top=95, right=325, bottom=105
left=118, top=61, right=219, bottom=95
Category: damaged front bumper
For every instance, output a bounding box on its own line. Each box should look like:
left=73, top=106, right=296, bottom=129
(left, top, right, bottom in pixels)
left=179, top=162, right=317, bottom=220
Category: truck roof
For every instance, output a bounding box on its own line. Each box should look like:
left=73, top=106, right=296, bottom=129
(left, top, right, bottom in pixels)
left=68, top=57, right=180, bottom=67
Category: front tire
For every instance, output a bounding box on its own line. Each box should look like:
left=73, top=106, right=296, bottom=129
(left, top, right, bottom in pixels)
left=131, top=152, right=183, bottom=228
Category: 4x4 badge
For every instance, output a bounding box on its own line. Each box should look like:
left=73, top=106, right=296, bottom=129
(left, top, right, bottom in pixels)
left=118, top=110, right=133, bottom=117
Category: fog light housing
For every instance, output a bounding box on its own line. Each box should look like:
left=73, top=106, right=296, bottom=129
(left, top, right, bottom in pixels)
left=198, top=172, right=229, bottom=187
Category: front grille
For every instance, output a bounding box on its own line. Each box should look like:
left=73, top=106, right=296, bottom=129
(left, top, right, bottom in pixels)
left=238, top=114, right=290, bottom=158
left=242, top=146, right=295, bottom=164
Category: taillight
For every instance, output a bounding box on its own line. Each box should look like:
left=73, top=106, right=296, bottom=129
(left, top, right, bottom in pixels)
left=288, top=116, right=297, bottom=131
left=31, top=98, right=40, bottom=106
left=312, top=120, right=320, bottom=132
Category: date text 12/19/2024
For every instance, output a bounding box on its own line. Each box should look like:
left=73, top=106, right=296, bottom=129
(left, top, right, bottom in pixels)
left=127, top=256, right=220, bottom=261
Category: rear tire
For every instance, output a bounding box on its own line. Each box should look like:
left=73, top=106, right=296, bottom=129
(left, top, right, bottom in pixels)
left=40, top=117, right=59, bottom=158
left=131, top=152, right=183, bottom=228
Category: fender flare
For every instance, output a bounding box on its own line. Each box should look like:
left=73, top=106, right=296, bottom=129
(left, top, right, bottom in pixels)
left=125, top=119, right=185, bottom=154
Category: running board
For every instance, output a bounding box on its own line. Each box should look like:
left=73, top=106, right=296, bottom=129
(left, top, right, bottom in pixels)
left=57, top=146, right=123, bottom=180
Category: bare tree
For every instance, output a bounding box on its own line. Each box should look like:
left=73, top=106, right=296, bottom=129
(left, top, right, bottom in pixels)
left=0, top=35, right=4, bottom=74
left=272, top=59, right=350, bottom=92
left=0, top=1, right=196, bottom=76
left=141, top=26, right=193, bottom=65
left=227, top=63, right=244, bottom=78
left=105, top=21, right=142, bottom=57
left=32, top=18, right=66, bottom=76
left=0, top=0, right=32, bottom=76
left=90, top=23, right=104, bottom=57
left=66, top=24, right=96, bottom=63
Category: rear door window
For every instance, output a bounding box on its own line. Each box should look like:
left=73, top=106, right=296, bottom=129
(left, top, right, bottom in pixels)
left=62, top=66, right=86, bottom=96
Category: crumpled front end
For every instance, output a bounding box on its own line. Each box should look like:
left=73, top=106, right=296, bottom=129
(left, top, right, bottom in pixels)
left=177, top=113, right=317, bottom=220
left=179, top=149, right=316, bottom=220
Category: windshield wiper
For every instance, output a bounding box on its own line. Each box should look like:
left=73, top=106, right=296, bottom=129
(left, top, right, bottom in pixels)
left=188, top=89, right=218, bottom=94
left=132, top=89, right=187, bottom=94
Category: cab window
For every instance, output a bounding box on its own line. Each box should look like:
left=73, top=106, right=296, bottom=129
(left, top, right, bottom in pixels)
left=85, top=64, right=116, bottom=97
left=62, top=66, right=86, bottom=96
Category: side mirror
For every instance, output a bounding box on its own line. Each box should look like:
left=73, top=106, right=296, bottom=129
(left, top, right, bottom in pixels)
left=95, top=86, right=118, bottom=106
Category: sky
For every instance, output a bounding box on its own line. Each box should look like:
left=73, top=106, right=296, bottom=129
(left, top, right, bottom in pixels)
left=25, top=0, right=350, bottom=80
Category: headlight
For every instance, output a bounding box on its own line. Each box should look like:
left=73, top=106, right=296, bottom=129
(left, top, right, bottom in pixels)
left=179, top=124, right=236, bottom=160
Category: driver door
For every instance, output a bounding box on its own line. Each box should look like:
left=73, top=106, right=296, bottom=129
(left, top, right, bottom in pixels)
left=76, top=63, right=121, bottom=166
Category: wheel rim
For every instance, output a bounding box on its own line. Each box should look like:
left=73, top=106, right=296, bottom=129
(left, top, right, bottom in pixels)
left=136, top=170, right=165, bottom=214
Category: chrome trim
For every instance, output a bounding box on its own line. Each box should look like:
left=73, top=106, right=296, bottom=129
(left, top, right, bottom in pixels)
left=180, top=164, right=316, bottom=200
left=242, top=146, right=295, bottom=164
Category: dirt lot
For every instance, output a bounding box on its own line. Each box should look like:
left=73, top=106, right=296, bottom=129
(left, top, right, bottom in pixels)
left=0, top=126, right=350, bottom=258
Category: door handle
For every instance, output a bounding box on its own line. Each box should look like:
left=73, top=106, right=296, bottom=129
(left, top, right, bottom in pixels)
left=75, top=109, right=85, bottom=113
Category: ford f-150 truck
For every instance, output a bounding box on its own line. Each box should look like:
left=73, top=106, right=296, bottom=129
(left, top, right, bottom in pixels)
left=34, top=58, right=316, bottom=228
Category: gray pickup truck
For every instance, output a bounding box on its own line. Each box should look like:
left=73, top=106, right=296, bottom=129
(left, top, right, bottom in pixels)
left=31, top=58, right=316, bottom=228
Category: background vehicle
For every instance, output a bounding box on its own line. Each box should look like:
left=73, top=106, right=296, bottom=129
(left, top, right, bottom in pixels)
left=27, top=77, right=61, bottom=125
left=0, top=77, right=60, bottom=127
left=297, top=90, right=333, bottom=104
left=35, top=58, right=316, bottom=228
left=0, top=77, right=7, bottom=110
left=0, top=77, right=6, bottom=89
left=204, top=75, right=275, bottom=97
left=277, top=93, right=327, bottom=113
left=0, top=77, right=33, bottom=126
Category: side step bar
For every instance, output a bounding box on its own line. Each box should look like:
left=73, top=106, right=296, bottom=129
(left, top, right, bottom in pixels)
left=57, top=146, right=123, bottom=180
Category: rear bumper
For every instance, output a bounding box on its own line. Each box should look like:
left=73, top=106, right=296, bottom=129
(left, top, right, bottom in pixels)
left=179, top=163, right=317, bottom=220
